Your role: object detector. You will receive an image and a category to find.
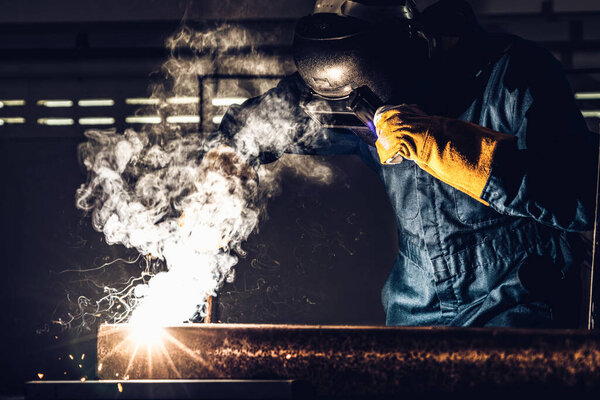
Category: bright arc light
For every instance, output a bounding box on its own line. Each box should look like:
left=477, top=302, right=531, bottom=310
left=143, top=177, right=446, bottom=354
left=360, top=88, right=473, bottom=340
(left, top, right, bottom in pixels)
left=79, top=117, right=115, bottom=126
left=211, top=97, right=247, bottom=107
left=37, top=99, right=74, bottom=108
left=166, top=115, right=200, bottom=124
left=212, top=115, right=224, bottom=125
left=37, top=118, right=74, bottom=126
left=125, top=116, right=162, bottom=124
left=575, top=92, right=600, bottom=100
left=582, top=110, right=600, bottom=118
left=167, top=96, right=199, bottom=105
left=78, top=99, right=115, bottom=107
left=125, top=98, right=160, bottom=105
left=130, top=325, right=165, bottom=346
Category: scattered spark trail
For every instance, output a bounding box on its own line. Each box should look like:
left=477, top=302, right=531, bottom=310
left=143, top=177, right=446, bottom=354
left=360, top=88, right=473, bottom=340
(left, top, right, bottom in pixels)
left=66, top=23, right=335, bottom=329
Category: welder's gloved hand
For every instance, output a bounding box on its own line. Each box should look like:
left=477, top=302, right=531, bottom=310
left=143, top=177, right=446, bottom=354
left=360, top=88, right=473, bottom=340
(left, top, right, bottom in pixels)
left=374, top=104, right=515, bottom=205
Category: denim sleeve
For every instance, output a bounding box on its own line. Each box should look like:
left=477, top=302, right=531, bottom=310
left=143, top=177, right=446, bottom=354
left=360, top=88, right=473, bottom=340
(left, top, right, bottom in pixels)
left=481, top=44, right=599, bottom=232
left=218, top=72, right=359, bottom=165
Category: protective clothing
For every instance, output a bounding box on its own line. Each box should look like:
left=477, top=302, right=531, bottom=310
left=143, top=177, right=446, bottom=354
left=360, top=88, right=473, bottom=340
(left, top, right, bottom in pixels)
left=373, top=104, right=515, bottom=204
left=219, top=32, right=597, bottom=328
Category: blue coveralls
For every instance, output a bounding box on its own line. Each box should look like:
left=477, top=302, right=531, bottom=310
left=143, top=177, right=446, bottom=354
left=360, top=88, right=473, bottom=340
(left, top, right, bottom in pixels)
left=220, top=33, right=598, bottom=328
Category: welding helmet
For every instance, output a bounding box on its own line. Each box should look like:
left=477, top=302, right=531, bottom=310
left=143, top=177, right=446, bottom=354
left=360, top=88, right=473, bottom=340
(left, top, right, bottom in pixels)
left=293, top=0, right=428, bottom=144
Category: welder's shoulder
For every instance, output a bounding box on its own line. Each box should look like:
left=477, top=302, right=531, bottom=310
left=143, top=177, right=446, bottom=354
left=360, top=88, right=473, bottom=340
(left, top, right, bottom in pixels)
left=502, top=35, right=566, bottom=90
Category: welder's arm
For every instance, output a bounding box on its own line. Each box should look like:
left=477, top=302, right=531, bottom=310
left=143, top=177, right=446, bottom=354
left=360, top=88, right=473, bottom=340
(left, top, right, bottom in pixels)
left=374, top=104, right=514, bottom=205
left=479, top=54, right=598, bottom=232
left=218, top=72, right=359, bottom=166
left=375, top=51, right=598, bottom=231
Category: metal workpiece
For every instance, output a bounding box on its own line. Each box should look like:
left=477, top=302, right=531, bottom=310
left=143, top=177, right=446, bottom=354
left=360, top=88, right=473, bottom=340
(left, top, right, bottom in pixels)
left=25, top=380, right=309, bottom=400
left=97, top=324, right=600, bottom=397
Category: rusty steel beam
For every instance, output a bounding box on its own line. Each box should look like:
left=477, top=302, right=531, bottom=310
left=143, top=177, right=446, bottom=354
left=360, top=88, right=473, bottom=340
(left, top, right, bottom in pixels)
left=98, top=324, right=600, bottom=397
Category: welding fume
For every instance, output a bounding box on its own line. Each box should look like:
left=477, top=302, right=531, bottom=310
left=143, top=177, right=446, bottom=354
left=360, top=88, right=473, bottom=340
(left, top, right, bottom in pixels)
left=77, top=0, right=598, bottom=329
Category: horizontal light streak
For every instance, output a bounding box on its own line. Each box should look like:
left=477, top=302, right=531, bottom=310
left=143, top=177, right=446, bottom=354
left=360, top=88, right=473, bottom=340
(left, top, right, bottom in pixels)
left=0, top=99, right=25, bottom=106
left=576, top=92, right=600, bottom=100
left=79, top=117, right=115, bottom=125
left=582, top=110, right=600, bottom=118
left=212, top=115, right=224, bottom=125
left=78, top=99, right=115, bottom=107
left=167, top=96, right=199, bottom=105
left=126, top=116, right=162, bottom=124
left=166, top=115, right=200, bottom=124
left=37, top=99, right=73, bottom=108
left=125, top=98, right=160, bottom=105
left=38, top=118, right=74, bottom=126
left=0, top=117, right=25, bottom=124
left=211, top=97, right=247, bottom=107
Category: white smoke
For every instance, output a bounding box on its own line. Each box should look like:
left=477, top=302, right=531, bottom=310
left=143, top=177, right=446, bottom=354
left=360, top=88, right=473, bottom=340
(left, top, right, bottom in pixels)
left=73, top=24, right=335, bottom=327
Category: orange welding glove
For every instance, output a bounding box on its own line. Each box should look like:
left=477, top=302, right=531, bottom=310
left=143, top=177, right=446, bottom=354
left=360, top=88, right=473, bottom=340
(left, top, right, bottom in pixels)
left=374, top=104, right=515, bottom=205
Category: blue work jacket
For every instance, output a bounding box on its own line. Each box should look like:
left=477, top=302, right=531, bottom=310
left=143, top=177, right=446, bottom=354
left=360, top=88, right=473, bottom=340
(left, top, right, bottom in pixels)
left=220, top=34, right=598, bottom=328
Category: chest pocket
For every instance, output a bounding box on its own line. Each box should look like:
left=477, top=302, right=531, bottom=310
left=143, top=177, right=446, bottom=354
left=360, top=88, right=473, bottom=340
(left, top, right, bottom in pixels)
left=454, top=189, right=506, bottom=226
left=380, top=161, right=419, bottom=221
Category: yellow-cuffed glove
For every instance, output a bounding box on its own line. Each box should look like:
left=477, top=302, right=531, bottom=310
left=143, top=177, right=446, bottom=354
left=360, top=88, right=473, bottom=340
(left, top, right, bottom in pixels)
left=374, top=104, right=515, bottom=205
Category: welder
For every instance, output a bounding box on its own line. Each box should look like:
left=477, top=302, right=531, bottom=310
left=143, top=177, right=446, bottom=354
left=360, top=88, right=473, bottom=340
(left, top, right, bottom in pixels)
left=212, top=0, right=598, bottom=328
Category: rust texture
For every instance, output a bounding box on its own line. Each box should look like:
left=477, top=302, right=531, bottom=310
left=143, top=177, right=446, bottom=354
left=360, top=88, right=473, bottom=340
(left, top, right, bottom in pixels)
left=97, top=324, right=600, bottom=397
left=204, top=296, right=215, bottom=324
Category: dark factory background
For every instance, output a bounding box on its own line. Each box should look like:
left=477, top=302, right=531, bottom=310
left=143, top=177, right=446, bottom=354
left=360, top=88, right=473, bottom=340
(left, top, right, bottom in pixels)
left=0, top=0, right=599, bottom=395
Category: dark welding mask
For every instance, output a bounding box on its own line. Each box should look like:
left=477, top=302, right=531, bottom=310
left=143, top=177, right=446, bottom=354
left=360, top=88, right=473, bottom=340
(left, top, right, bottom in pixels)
left=293, top=0, right=427, bottom=145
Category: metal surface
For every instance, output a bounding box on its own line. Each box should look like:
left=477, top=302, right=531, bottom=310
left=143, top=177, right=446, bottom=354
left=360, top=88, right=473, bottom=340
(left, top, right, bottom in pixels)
left=98, top=324, right=600, bottom=397
left=25, top=380, right=308, bottom=400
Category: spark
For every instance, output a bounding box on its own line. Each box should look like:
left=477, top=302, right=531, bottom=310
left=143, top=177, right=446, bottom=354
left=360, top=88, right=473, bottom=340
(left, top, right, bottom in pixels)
left=98, top=363, right=103, bottom=372
left=81, top=353, right=85, bottom=360
left=80, top=377, right=86, bottom=382
left=37, top=373, right=44, bottom=379
left=69, top=354, right=74, bottom=360
left=58, top=256, right=141, bottom=275
left=69, top=24, right=333, bottom=330
left=117, top=383, right=123, bottom=393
